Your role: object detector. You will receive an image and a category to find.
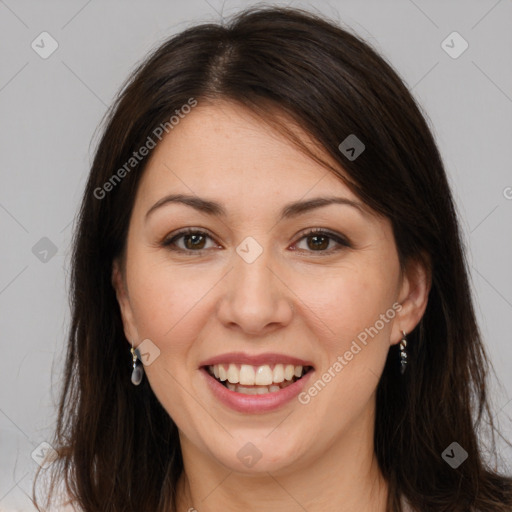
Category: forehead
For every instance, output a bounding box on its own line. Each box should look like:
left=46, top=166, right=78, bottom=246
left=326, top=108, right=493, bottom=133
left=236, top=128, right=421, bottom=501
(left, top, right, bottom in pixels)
left=135, top=101, right=362, bottom=213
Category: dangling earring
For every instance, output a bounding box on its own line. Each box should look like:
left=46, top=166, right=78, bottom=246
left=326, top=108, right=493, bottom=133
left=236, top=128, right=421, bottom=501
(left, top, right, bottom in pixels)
left=131, top=342, right=144, bottom=385
left=399, top=330, right=408, bottom=375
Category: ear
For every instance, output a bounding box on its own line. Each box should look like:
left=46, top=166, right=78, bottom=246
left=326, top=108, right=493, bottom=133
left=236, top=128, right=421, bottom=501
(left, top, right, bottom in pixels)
left=111, top=258, right=139, bottom=345
left=390, top=253, right=432, bottom=345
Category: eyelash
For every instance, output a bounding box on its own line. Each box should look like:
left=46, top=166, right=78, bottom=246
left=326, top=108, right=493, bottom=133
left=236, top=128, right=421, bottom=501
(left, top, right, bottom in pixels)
left=161, top=227, right=351, bottom=255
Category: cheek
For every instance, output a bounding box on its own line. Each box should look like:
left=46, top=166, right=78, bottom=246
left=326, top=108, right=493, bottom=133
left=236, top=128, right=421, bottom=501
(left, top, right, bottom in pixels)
left=126, top=260, right=208, bottom=421
left=292, top=261, right=396, bottom=343
left=126, top=256, right=210, bottom=355
left=290, top=259, right=397, bottom=414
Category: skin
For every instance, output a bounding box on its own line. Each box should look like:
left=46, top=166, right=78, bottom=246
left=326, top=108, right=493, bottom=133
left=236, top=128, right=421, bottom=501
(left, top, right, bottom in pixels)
left=112, top=100, right=431, bottom=512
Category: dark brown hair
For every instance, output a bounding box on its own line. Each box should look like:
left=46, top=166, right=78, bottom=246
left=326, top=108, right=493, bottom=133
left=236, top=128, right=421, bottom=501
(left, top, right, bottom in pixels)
left=33, top=6, right=512, bottom=511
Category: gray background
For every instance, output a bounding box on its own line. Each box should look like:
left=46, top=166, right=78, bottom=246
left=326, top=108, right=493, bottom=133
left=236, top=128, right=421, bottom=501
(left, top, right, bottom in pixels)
left=1, top=0, right=511, bottom=510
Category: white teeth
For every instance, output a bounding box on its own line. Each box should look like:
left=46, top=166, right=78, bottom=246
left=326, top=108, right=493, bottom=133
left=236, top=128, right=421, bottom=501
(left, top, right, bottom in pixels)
left=227, top=363, right=239, bottom=384
left=239, top=364, right=256, bottom=385
left=239, top=386, right=260, bottom=395
left=284, top=364, right=295, bottom=381
left=255, top=365, right=273, bottom=386
left=218, top=365, right=227, bottom=381
left=229, top=380, right=296, bottom=395
left=272, top=364, right=284, bottom=383
left=208, top=362, right=310, bottom=387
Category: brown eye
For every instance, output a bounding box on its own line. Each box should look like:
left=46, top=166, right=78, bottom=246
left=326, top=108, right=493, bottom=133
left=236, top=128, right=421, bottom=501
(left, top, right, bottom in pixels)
left=162, top=229, right=218, bottom=252
left=183, top=233, right=207, bottom=250
left=294, top=229, right=350, bottom=254
left=306, top=234, right=330, bottom=251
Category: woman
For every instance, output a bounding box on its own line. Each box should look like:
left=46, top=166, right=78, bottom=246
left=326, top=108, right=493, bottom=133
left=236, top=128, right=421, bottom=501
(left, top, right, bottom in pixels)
left=33, top=6, right=512, bottom=511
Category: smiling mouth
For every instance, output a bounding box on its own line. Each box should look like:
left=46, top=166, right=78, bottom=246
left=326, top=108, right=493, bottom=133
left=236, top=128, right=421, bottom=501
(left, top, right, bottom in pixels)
left=204, top=363, right=314, bottom=395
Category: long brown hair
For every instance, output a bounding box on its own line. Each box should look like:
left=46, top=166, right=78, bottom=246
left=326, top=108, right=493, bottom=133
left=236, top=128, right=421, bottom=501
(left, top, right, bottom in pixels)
left=33, top=6, right=512, bottom=511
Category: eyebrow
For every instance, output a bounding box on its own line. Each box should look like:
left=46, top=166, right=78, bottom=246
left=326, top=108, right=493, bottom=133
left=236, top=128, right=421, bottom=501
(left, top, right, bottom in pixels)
left=145, top=193, right=371, bottom=223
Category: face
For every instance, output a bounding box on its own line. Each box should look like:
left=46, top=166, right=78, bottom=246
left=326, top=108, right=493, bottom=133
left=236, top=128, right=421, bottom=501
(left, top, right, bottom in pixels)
left=112, top=100, right=428, bottom=475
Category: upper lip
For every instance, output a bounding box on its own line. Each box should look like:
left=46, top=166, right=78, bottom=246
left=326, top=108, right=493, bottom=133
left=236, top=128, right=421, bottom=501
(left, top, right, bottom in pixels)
left=199, top=352, right=314, bottom=368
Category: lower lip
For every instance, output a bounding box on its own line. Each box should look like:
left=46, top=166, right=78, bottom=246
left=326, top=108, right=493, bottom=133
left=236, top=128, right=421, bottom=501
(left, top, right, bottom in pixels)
left=201, top=367, right=314, bottom=413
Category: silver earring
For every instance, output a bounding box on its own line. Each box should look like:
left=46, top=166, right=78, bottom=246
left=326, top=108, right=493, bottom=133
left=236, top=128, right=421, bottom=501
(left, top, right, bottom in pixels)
left=131, top=343, right=144, bottom=385
left=399, top=330, right=408, bottom=375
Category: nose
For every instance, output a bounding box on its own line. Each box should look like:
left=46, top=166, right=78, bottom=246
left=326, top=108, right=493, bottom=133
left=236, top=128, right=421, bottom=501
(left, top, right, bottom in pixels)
left=216, top=242, right=294, bottom=336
